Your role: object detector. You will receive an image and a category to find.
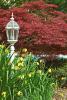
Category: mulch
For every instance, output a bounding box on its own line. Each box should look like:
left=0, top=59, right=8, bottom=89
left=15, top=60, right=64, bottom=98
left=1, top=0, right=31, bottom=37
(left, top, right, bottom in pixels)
left=53, top=88, right=67, bottom=100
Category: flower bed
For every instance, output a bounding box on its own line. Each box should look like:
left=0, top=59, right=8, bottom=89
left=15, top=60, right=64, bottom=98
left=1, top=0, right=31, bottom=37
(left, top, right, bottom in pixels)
left=0, top=45, right=55, bottom=100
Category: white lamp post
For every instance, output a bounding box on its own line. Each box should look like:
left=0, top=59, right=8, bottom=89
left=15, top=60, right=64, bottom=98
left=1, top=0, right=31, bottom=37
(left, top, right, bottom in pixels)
left=5, top=13, right=20, bottom=61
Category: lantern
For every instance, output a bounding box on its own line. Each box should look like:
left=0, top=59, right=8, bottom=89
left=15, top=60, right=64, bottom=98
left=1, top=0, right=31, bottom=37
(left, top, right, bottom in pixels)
left=5, top=13, right=20, bottom=61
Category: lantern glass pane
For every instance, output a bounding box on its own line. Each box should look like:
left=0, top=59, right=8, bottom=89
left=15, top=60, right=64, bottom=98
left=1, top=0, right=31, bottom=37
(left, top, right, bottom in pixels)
left=14, top=30, right=19, bottom=40
left=7, top=29, right=19, bottom=41
left=6, top=29, right=11, bottom=40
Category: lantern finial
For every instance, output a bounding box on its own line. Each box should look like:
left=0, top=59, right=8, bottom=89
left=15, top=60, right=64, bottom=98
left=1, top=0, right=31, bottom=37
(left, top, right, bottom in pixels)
left=10, top=12, right=14, bottom=21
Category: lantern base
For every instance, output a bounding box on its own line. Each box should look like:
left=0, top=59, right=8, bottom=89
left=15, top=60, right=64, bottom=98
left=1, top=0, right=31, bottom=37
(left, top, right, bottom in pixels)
left=7, top=40, right=18, bottom=44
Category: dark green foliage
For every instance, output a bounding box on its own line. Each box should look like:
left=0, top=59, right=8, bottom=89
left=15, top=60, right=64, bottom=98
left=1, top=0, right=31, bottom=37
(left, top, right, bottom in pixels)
left=0, top=0, right=37, bottom=9
left=45, top=0, right=67, bottom=13
left=54, top=62, right=67, bottom=87
left=58, top=0, right=67, bottom=13
left=45, top=58, right=67, bottom=87
left=45, top=0, right=64, bottom=5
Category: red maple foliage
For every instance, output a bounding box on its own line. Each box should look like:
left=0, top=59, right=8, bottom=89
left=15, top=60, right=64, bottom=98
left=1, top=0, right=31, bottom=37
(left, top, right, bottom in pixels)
left=0, top=0, right=67, bottom=55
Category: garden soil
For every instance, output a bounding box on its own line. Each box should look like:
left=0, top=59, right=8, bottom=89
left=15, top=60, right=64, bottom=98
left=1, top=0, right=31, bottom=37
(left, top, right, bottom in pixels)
left=53, top=88, right=67, bottom=100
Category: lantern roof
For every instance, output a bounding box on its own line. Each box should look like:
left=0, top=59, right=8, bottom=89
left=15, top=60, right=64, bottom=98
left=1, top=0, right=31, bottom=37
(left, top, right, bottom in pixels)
left=6, top=13, right=19, bottom=29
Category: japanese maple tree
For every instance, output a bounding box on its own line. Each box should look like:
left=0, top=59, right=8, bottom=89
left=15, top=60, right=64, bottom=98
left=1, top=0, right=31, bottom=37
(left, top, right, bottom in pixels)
left=0, top=0, right=67, bottom=55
